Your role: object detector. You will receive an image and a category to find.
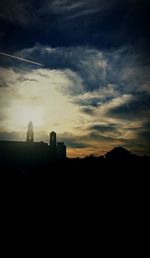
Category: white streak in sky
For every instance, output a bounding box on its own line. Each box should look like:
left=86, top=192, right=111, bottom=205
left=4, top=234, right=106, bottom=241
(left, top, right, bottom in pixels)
left=0, top=51, right=44, bottom=66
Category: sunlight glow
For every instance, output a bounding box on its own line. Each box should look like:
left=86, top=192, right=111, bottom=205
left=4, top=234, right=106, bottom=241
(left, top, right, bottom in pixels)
left=10, top=105, right=45, bottom=128
left=1, top=69, right=79, bottom=134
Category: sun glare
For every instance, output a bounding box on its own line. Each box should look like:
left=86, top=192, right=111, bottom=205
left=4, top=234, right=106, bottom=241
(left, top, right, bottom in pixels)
left=10, top=105, right=45, bottom=128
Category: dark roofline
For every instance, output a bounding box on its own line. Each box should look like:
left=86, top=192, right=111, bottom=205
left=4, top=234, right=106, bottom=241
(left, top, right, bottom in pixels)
left=0, top=140, right=48, bottom=145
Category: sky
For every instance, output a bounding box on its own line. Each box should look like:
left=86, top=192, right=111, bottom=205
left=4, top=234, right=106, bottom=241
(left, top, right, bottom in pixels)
left=0, top=0, right=150, bottom=157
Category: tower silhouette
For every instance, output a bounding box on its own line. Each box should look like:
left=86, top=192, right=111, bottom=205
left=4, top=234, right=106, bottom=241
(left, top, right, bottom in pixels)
left=50, top=131, right=56, bottom=147
left=26, top=121, right=34, bottom=143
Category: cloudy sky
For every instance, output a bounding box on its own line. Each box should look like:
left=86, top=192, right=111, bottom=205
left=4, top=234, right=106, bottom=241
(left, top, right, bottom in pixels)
left=0, top=0, right=150, bottom=157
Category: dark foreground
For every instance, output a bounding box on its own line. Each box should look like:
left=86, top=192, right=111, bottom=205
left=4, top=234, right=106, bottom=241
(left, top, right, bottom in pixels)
left=1, top=155, right=149, bottom=200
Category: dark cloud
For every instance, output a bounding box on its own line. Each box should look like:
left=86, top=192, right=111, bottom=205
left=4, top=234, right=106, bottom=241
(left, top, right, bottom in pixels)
left=0, top=0, right=150, bottom=50
left=58, top=133, right=91, bottom=148
left=2, top=44, right=149, bottom=96
left=73, top=97, right=101, bottom=107
left=138, top=130, right=150, bottom=143
left=107, top=93, right=150, bottom=120
left=88, top=132, right=117, bottom=143
left=80, top=107, right=96, bottom=116
left=0, top=1, right=115, bottom=25
left=134, top=122, right=150, bottom=146
left=65, top=141, right=90, bottom=149
left=58, top=130, right=120, bottom=149
left=89, top=124, right=117, bottom=133
left=0, top=0, right=150, bottom=156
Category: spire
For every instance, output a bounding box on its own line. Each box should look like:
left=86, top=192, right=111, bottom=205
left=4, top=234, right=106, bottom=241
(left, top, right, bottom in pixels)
left=26, top=121, right=34, bottom=143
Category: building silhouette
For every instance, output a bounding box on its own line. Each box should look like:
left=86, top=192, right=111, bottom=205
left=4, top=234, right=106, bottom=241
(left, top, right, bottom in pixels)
left=0, top=122, right=66, bottom=166
left=26, top=121, right=34, bottom=143
left=56, top=142, right=66, bottom=160
left=49, top=131, right=66, bottom=160
left=50, top=131, right=56, bottom=147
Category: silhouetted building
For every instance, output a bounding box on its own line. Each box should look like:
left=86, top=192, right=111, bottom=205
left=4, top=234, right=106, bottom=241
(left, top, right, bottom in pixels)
left=0, top=140, right=49, bottom=166
left=49, top=131, right=56, bottom=159
left=26, top=121, right=34, bottom=143
left=56, top=142, right=66, bottom=160
left=50, top=131, right=56, bottom=147
left=0, top=123, right=66, bottom=166
left=49, top=131, right=66, bottom=160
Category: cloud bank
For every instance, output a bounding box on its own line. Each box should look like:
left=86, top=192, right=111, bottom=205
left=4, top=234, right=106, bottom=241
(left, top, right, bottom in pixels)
left=0, top=44, right=150, bottom=156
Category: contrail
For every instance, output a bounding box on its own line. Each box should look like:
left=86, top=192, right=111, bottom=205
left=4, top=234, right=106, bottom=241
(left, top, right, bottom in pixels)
left=0, top=51, right=44, bottom=66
